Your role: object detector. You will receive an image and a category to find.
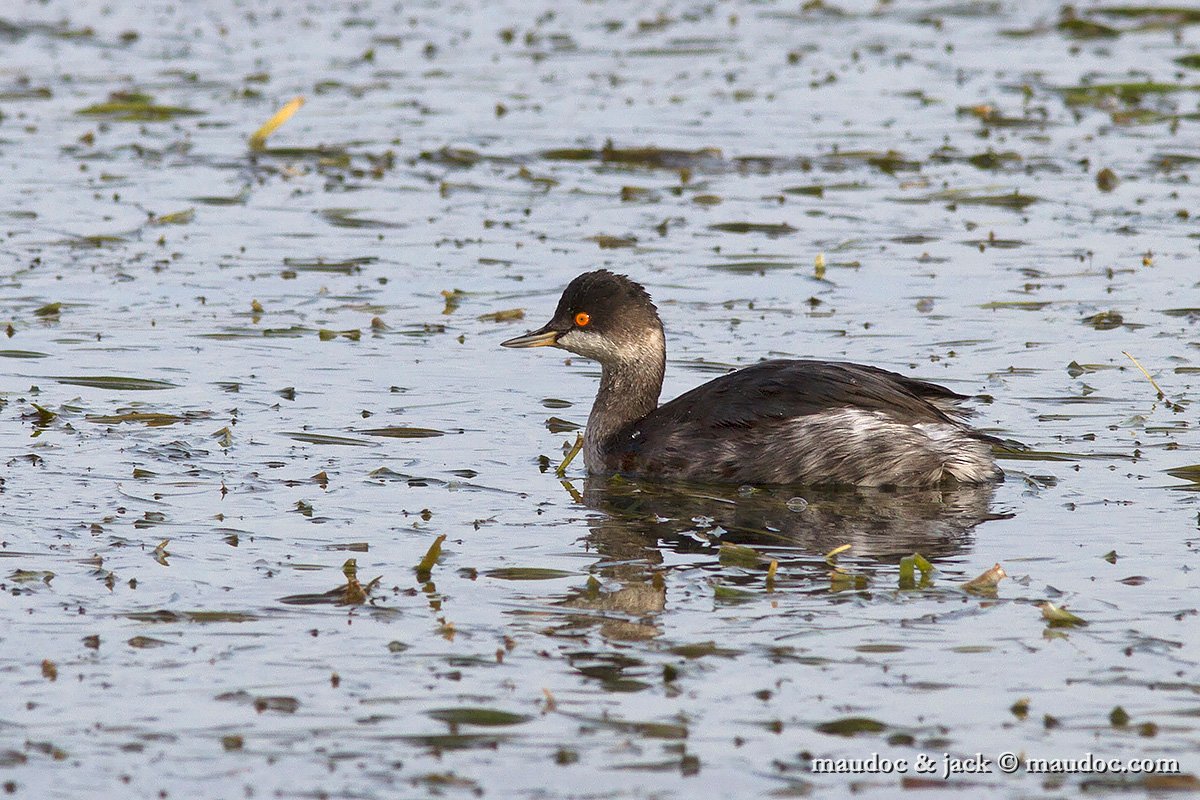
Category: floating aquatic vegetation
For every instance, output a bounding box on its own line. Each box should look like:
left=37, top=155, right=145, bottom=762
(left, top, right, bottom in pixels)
left=54, top=376, right=177, bottom=391
left=126, top=610, right=257, bottom=623
left=1095, top=168, right=1119, bottom=191
left=483, top=567, right=574, bottom=580
left=708, top=222, right=796, bottom=235
left=898, top=552, right=934, bottom=589
left=1058, top=81, right=1200, bottom=107
left=901, top=188, right=1040, bottom=209
left=249, top=96, right=304, bottom=150
left=149, top=208, right=194, bottom=225
left=1040, top=602, right=1088, bottom=627
left=979, top=300, right=1052, bottom=310
left=317, top=328, right=361, bottom=340
left=1056, top=7, right=1121, bottom=38
left=278, top=558, right=381, bottom=606
left=815, top=717, right=888, bottom=736
left=76, top=91, right=202, bottom=121
left=556, top=433, right=583, bottom=477
left=317, top=208, right=403, bottom=229
left=477, top=309, right=524, bottom=322
left=1165, top=464, right=1200, bottom=484
left=541, top=143, right=722, bottom=170
left=427, top=708, right=531, bottom=726
left=1083, top=310, right=1125, bottom=330
left=359, top=426, right=445, bottom=438
left=588, top=234, right=637, bottom=249
left=415, top=535, right=446, bottom=581
left=1091, top=5, right=1200, bottom=25
left=86, top=411, right=208, bottom=426
left=718, top=541, right=765, bottom=568
left=281, top=256, right=376, bottom=274
left=961, top=563, right=1007, bottom=595
left=281, top=431, right=372, bottom=446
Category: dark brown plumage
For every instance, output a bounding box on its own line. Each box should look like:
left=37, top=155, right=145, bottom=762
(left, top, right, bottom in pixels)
left=503, top=270, right=1002, bottom=487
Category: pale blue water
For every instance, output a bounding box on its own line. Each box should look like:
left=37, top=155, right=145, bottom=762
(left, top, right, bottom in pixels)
left=1, top=0, right=1198, bottom=797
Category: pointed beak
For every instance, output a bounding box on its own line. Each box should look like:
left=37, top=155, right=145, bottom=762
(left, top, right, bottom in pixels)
left=501, top=323, right=560, bottom=349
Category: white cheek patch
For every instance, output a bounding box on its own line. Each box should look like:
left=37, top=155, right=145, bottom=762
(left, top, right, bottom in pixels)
left=557, top=329, right=622, bottom=362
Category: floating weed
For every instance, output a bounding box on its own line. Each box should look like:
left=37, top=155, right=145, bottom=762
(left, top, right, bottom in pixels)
left=317, top=208, right=402, bottom=229
left=86, top=411, right=207, bottom=427
left=824, top=543, right=852, bottom=565
left=477, top=308, right=524, bottom=323
left=1066, top=360, right=1114, bottom=377
left=556, top=433, right=583, bottom=477
left=419, top=146, right=485, bottom=167
left=1165, top=464, right=1200, bottom=484
left=54, top=376, right=177, bottom=391
left=991, top=444, right=1076, bottom=462
left=317, top=328, right=361, bottom=341
left=829, top=569, right=868, bottom=592
left=77, top=91, right=202, bottom=121
left=281, top=256, right=375, bottom=274
left=1092, top=6, right=1200, bottom=23
left=966, top=150, right=1022, bottom=170
left=703, top=258, right=802, bottom=274
left=9, top=569, right=54, bottom=584
left=0, top=350, right=49, bottom=359
left=905, top=188, right=1040, bottom=210
left=427, top=708, right=532, bottom=727
left=1041, top=602, right=1088, bottom=627
left=213, top=426, right=233, bottom=448
left=542, top=143, right=722, bottom=170
left=149, top=208, right=194, bottom=225
left=898, top=552, right=935, bottom=589
left=190, top=187, right=251, bottom=206
left=815, top=717, right=888, bottom=736
left=708, top=222, right=796, bottom=235
left=249, top=95, right=304, bottom=150
left=588, top=234, right=637, bottom=249
left=980, top=300, right=1052, bottom=311
left=483, top=567, right=573, bottom=580
left=277, top=558, right=381, bottom=606
left=719, top=541, right=765, bottom=568
left=415, top=534, right=446, bottom=581
left=713, top=582, right=756, bottom=603
left=1084, top=310, right=1125, bottom=330
left=961, top=563, right=1008, bottom=595
left=254, top=145, right=350, bottom=167
left=563, top=712, right=688, bottom=739
left=1058, top=81, right=1200, bottom=107
left=126, top=610, right=257, bottom=623
left=1056, top=13, right=1121, bottom=39
left=1122, top=351, right=1169, bottom=402
left=667, top=641, right=742, bottom=659
left=126, top=636, right=170, bottom=649
left=359, top=426, right=444, bottom=438
left=281, top=431, right=372, bottom=446
left=27, top=403, right=57, bottom=427
left=33, top=302, right=62, bottom=317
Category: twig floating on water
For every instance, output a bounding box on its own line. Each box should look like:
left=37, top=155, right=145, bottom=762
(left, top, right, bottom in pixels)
left=250, top=96, right=305, bottom=150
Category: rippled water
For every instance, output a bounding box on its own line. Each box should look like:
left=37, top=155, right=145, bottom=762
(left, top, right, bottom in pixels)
left=2, top=0, right=1199, bottom=797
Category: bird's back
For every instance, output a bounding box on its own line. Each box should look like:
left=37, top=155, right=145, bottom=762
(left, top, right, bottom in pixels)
left=595, top=359, right=1000, bottom=487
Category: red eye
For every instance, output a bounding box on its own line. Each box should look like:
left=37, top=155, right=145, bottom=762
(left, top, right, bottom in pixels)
left=575, top=312, right=591, bottom=327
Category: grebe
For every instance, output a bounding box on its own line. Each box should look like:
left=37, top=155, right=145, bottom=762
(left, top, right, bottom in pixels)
left=502, top=270, right=1001, bottom=487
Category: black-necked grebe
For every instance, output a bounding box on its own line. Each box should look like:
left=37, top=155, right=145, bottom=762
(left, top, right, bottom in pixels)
left=502, top=270, right=1002, bottom=487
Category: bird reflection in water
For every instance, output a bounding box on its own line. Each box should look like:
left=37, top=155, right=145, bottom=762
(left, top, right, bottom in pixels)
left=552, top=476, right=1007, bottom=642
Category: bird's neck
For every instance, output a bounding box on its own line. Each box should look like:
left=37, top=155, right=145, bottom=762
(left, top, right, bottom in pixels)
left=584, top=331, right=665, bottom=468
